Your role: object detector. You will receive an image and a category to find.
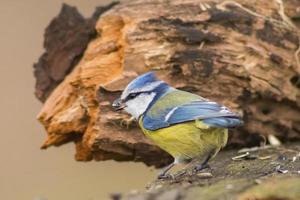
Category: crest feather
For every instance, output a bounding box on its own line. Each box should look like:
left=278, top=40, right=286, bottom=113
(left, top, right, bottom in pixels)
left=126, top=72, right=158, bottom=91
left=121, top=72, right=160, bottom=98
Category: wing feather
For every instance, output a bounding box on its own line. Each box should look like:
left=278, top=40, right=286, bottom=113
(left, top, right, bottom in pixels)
left=143, top=100, right=242, bottom=130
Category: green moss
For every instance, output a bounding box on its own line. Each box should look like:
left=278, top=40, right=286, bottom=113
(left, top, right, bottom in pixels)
left=126, top=143, right=300, bottom=200
left=185, top=179, right=254, bottom=200
left=238, top=177, right=300, bottom=200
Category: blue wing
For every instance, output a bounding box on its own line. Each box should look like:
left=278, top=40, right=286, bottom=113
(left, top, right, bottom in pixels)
left=142, top=100, right=243, bottom=131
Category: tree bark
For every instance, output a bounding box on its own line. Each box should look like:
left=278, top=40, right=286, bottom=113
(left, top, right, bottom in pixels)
left=34, top=0, right=300, bottom=167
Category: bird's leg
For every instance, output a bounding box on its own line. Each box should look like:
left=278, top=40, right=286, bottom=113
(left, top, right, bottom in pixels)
left=157, top=162, right=175, bottom=179
left=193, top=154, right=212, bottom=174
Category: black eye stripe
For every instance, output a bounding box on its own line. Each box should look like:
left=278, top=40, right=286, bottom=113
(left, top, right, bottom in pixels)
left=126, top=92, right=140, bottom=100
left=125, top=91, right=152, bottom=101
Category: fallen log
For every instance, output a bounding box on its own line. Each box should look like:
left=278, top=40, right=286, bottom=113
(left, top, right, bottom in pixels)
left=34, top=0, right=300, bottom=167
left=122, top=143, right=300, bottom=200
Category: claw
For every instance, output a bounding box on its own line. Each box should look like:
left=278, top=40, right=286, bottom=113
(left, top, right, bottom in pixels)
left=157, top=162, right=175, bottom=180
left=157, top=173, right=173, bottom=180
left=173, top=170, right=187, bottom=179
left=192, top=163, right=210, bottom=174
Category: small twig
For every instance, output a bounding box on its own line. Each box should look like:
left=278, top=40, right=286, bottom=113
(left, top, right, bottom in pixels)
left=238, top=145, right=272, bottom=153
left=276, top=165, right=289, bottom=174
left=258, top=156, right=272, bottom=160
left=232, top=152, right=250, bottom=160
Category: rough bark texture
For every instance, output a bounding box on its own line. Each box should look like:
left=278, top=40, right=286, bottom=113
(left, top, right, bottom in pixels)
left=121, top=144, right=300, bottom=200
left=33, top=2, right=118, bottom=102
left=35, top=0, right=300, bottom=167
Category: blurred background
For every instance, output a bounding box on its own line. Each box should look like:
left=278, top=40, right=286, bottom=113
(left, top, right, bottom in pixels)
left=0, top=1, right=155, bottom=200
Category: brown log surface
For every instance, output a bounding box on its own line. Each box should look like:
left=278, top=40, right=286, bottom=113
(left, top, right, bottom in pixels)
left=33, top=2, right=118, bottom=102
left=123, top=143, right=300, bottom=200
left=35, top=0, right=300, bottom=167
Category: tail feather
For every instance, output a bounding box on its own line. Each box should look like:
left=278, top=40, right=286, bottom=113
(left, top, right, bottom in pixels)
left=203, top=117, right=243, bottom=128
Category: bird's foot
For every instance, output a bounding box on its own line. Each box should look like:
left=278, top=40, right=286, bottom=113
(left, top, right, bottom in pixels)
left=156, top=162, right=175, bottom=180
left=192, top=163, right=210, bottom=174
left=173, top=170, right=187, bottom=179
left=120, top=116, right=135, bottom=128
left=157, top=173, right=174, bottom=180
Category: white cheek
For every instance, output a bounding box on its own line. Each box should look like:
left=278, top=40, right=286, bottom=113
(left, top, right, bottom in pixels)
left=124, top=93, right=156, bottom=119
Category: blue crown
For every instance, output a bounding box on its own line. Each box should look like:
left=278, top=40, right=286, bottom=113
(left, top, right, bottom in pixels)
left=126, top=72, right=158, bottom=91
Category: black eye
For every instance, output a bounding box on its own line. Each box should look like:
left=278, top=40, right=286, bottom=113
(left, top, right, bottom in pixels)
left=128, top=93, right=138, bottom=100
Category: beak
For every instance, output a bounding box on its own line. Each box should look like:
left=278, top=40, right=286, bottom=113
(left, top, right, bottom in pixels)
left=112, top=98, right=126, bottom=111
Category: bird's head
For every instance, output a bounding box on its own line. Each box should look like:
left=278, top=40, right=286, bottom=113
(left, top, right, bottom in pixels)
left=112, top=72, right=171, bottom=119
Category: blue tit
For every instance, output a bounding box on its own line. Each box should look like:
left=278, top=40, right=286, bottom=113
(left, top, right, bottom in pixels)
left=112, top=72, right=243, bottom=178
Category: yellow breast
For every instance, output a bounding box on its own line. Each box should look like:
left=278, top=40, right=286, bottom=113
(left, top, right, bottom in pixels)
left=139, top=118, right=228, bottom=163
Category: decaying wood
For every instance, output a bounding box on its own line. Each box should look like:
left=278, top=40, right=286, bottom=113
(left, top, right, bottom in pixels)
left=122, top=143, right=300, bottom=200
left=35, top=0, right=300, bottom=167
left=33, top=2, right=118, bottom=102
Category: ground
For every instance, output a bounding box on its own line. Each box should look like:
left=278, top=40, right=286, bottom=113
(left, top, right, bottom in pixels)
left=121, top=143, right=300, bottom=200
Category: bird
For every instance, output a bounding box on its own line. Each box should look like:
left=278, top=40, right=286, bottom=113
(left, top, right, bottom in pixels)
left=112, top=72, right=243, bottom=179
